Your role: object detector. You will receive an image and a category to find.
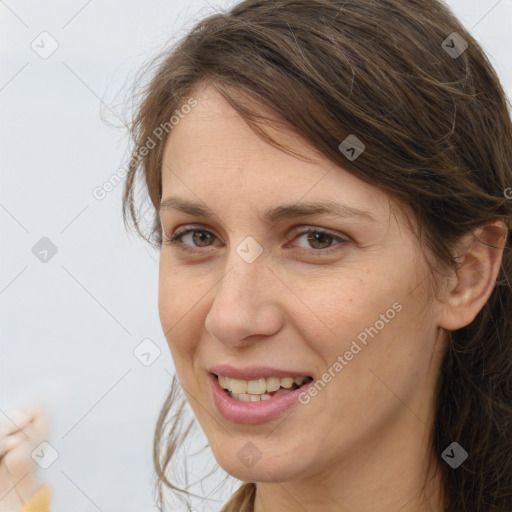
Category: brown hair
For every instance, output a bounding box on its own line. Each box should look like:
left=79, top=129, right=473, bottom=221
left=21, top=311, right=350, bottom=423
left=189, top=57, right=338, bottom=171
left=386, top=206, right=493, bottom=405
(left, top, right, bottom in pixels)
left=122, top=1, right=512, bottom=510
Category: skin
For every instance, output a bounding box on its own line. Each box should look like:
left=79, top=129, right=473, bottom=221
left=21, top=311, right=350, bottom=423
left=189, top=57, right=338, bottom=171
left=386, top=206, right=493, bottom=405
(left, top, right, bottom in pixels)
left=0, top=404, right=49, bottom=512
left=158, top=83, right=506, bottom=512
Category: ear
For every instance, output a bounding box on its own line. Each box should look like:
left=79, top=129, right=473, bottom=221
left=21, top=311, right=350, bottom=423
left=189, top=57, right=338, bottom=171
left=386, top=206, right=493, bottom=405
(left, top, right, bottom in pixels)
left=438, top=219, right=508, bottom=331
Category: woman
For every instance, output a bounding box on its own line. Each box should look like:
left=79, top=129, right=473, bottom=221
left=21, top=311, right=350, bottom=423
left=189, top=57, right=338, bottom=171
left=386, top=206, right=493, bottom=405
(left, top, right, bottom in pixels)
left=8, top=0, right=512, bottom=510
left=123, top=0, right=512, bottom=510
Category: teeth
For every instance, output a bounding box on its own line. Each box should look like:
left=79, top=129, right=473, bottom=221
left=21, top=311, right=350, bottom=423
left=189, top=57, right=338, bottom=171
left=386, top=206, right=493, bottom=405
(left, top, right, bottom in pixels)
left=247, top=378, right=267, bottom=394
left=281, top=377, right=294, bottom=388
left=229, top=378, right=248, bottom=394
left=218, top=374, right=310, bottom=395
left=266, top=377, right=281, bottom=392
left=231, top=392, right=278, bottom=402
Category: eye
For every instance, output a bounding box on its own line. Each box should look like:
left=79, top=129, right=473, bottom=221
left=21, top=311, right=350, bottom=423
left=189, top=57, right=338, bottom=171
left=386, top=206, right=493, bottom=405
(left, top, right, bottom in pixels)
left=289, top=228, right=349, bottom=255
left=163, top=225, right=349, bottom=256
left=163, top=225, right=219, bottom=253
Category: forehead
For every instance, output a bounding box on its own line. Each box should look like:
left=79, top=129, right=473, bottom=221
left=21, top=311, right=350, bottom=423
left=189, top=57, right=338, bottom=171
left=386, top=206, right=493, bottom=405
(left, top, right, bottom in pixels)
left=161, top=85, right=391, bottom=220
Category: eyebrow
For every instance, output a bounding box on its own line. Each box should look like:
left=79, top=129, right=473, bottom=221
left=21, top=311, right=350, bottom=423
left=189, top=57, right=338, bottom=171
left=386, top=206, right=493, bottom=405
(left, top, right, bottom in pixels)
left=159, top=196, right=376, bottom=223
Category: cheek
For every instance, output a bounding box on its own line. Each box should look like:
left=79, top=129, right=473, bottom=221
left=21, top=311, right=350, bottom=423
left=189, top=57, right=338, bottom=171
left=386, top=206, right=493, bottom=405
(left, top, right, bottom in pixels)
left=158, top=267, right=201, bottom=354
left=295, top=268, right=417, bottom=375
left=294, top=270, right=396, bottom=341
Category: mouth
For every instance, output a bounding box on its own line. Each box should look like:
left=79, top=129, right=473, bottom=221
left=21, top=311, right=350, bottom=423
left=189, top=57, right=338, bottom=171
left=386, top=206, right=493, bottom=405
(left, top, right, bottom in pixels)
left=211, top=372, right=314, bottom=402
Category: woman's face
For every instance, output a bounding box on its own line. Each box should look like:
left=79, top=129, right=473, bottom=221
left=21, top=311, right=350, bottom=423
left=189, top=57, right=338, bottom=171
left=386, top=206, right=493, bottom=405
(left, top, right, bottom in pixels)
left=158, top=84, right=447, bottom=485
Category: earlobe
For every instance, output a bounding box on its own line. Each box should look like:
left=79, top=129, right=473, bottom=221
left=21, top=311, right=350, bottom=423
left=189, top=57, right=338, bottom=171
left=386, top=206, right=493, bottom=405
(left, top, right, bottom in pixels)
left=438, top=219, right=508, bottom=331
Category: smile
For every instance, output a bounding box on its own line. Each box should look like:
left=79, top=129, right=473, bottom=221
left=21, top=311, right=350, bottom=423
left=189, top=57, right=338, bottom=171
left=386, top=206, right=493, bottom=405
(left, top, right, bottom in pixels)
left=216, top=374, right=313, bottom=401
left=209, top=372, right=315, bottom=424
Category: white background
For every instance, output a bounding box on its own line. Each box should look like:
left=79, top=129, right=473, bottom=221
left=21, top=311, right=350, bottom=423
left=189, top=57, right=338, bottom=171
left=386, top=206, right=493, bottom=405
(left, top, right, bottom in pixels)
left=1, top=1, right=511, bottom=511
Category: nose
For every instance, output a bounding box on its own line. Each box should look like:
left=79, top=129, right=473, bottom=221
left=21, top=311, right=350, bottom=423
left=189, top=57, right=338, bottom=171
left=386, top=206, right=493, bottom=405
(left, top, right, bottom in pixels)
left=204, top=249, right=283, bottom=347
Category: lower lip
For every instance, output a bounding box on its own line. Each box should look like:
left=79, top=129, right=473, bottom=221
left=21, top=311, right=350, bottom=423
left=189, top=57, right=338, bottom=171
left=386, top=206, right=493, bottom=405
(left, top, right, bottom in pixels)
left=208, top=372, right=313, bottom=424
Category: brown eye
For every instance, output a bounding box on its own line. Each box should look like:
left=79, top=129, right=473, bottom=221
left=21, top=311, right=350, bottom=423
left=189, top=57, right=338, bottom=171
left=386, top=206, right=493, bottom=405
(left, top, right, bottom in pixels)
left=163, top=225, right=348, bottom=258
left=190, top=231, right=215, bottom=247
left=306, top=231, right=334, bottom=250
left=162, top=226, right=220, bottom=251
left=292, top=228, right=347, bottom=251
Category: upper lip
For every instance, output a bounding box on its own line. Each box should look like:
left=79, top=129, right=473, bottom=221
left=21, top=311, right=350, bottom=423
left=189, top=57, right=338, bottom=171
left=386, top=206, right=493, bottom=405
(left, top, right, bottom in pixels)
left=209, top=364, right=312, bottom=380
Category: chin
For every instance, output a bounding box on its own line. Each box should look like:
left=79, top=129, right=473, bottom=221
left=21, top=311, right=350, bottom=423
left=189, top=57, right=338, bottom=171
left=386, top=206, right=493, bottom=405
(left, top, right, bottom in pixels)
left=214, top=447, right=309, bottom=483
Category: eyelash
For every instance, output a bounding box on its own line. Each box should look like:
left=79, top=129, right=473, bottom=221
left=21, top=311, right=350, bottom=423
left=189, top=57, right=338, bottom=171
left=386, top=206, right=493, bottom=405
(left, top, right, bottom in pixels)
left=162, top=225, right=349, bottom=257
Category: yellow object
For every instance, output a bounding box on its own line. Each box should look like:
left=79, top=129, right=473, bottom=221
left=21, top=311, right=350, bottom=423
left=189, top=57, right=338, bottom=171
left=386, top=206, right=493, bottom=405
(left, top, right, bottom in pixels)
left=20, top=484, right=52, bottom=512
